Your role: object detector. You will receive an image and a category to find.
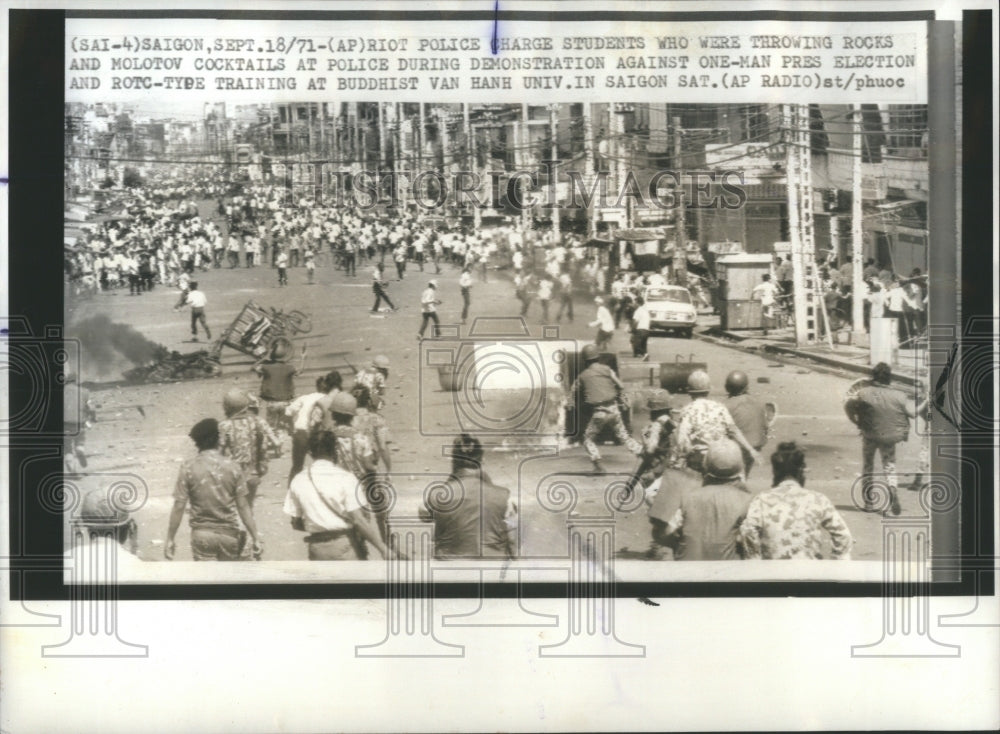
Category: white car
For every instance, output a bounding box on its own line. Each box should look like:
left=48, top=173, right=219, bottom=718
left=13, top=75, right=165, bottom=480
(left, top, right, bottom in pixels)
left=643, top=285, right=698, bottom=338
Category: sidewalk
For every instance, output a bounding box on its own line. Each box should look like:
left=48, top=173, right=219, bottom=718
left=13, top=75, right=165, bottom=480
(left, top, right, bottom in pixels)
left=694, top=314, right=923, bottom=387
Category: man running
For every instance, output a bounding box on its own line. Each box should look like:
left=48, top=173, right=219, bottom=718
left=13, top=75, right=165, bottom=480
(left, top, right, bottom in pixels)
left=589, top=296, right=615, bottom=351
left=459, top=266, right=473, bottom=324
left=371, top=262, right=396, bottom=313
left=175, top=280, right=211, bottom=342
left=418, top=279, right=442, bottom=340
left=570, top=343, right=642, bottom=474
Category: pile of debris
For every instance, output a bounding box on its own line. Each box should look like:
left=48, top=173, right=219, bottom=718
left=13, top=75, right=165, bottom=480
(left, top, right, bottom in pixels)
left=123, top=346, right=222, bottom=384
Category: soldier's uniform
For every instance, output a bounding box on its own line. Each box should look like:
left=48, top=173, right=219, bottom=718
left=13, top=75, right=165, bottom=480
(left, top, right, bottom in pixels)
left=570, top=348, right=641, bottom=471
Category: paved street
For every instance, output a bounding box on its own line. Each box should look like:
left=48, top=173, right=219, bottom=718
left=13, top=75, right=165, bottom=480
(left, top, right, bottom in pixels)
left=68, top=238, right=927, bottom=566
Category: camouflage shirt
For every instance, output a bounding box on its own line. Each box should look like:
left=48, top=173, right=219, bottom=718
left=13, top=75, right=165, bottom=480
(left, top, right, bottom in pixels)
left=737, top=480, right=853, bottom=560
left=673, top=397, right=739, bottom=463
left=354, top=367, right=387, bottom=410
left=332, top=424, right=376, bottom=480
left=219, top=413, right=281, bottom=478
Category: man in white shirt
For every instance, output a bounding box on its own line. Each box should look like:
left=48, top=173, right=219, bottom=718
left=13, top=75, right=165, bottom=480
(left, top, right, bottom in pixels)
left=459, top=266, right=474, bottom=324
left=284, top=375, right=330, bottom=484
left=283, top=429, right=392, bottom=560
left=371, top=262, right=396, bottom=312
left=884, top=279, right=914, bottom=341
left=589, top=296, right=615, bottom=351
left=631, top=297, right=652, bottom=359
left=555, top=271, right=574, bottom=323
left=244, top=235, right=258, bottom=268
left=275, top=248, right=289, bottom=286
left=227, top=234, right=241, bottom=268
left=418, top=279, right=442, bottom=340
left=751, top=274, right=780, bottom=334
left=537, top=276, right=554, bottom=323
left=863, top=279, right=886, bottom=332
left=177, top=281, right=211, bottom=341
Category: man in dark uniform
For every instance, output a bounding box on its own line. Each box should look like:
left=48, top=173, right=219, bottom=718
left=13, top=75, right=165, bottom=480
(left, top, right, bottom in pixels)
left=570, top=343, right=642, bottom=474
left=723, top=370, right=770, bottom=476
left=419, top=433, right=518, bottom=559
left=252, top=340, right=300, bottom=435
left=654, top=439, right=752, bottom=560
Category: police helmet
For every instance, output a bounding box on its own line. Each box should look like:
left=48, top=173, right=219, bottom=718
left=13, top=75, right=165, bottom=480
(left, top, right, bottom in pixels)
left=222, top=388, right=250, bottom=417
left=686, top=369, right=711, bottom=394
left=724, top=370, right=749, bottom=396
left=703, top=440, right=744, bottom=479
left=329, top=392, right=357, bottom=417
left=79, top=489, right=130, bottom=526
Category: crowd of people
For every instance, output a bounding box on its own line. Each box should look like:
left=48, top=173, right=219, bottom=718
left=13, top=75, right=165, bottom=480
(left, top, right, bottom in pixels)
left=67, top=169, right=930, bottom=566
left=762, top=252, right=929, bottom=343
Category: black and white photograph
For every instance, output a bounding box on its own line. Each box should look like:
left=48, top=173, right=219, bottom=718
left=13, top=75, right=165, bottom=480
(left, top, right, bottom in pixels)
left=56, top=14, right=942, bottom=581
left=3, top=2, right=996, bottom=732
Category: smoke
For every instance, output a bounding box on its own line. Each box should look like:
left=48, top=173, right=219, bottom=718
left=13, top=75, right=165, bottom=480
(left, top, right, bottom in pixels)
left=68, top=314, right=166, bottom=376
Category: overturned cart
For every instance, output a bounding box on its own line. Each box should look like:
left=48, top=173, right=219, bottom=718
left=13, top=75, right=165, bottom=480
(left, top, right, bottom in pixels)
left=209, top=300, right=312, bottom=361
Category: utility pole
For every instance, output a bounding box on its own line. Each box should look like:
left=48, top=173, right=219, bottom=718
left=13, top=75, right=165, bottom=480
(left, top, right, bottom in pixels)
left=353, top=102, right=362, bottom=168
left=672, top=115, right=687, bottom=284
left=550, top=103, right=560, bottom=240
left=464, top=103, right=476, bottom=228
left=378, top=102, right=386, bottom=171
left=319, top=102, right=326, bottom=159
left=851, top=103, right=866, bottom=342
left=438, top=107, right=450, bottom=178
left=418, top=102, right=426, bottom=178
left=783, top=104, right=826, bottom=347
left=521, top=103, right=532, bottom=232
left=614, top=106, right=627, bottom=229
left=583, top=102, right=596, bottom=238
left=472, top=122, right=482, bottom=230
left=395, top=103, right=405, bottom=210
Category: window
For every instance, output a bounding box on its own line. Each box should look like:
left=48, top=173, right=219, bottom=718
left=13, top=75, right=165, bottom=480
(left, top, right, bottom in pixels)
left=646, top=287, right=692, bottom=304
left=886, top=105, right=928, bottom=156
left=740, top=104, right=771, bottom=142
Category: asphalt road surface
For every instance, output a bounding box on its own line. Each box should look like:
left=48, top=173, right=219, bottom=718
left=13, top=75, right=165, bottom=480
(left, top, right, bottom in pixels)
left=66, top=238, right=928, bottom=565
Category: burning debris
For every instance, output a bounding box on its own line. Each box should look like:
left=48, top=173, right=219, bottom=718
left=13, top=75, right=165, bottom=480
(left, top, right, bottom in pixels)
left=123, top=346, right=221, bottom=384
left=69, top=314, right=221, bottom=384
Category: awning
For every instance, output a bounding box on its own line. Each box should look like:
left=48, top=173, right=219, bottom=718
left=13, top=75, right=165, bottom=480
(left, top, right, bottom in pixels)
left=615, top=227, right=668, bottom=241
